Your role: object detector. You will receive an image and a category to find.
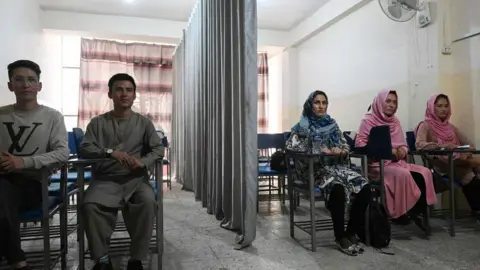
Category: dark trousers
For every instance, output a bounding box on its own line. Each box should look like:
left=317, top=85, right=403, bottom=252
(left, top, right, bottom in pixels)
left=409, top=172, right=427, bottom=216
left=462, top=178, right=480, bottom=211
left=0, top=176, right=42, bottom=264
left=328, top=184, right=371, bottom=240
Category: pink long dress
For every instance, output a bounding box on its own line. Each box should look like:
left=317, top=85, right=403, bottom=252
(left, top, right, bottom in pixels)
left=355, top=90, right=437, bottom=218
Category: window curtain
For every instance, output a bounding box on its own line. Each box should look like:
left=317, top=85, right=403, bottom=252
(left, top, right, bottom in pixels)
left=257, top=52, right=269, bottom=133
left=78, top=38, right=174, bottom=136
left=171, top=0, right=257, bottom=249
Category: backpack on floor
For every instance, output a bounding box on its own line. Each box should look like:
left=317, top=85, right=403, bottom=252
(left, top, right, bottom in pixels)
left=270, top=150, right=286, bottom=171
left=357, top=196, right=393, bottom=254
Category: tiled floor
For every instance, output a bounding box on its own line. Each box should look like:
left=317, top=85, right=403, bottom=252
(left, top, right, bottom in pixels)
left=17, top=183, right=480, bottom=270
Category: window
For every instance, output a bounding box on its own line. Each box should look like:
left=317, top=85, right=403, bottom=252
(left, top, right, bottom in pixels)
left=64, top=116, right=79, bottom=132
left=60, top=36, right=81, bottom=131
left=62, top=36, right=81, bottom=68
left=61, top=68, right=80, bottom=115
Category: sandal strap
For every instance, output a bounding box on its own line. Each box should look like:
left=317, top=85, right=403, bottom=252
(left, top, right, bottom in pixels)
left=336, top=241, right=358, bottom=256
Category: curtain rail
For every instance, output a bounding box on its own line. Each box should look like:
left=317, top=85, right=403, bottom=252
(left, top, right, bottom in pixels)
left=452, top=30, right=480, bottom=43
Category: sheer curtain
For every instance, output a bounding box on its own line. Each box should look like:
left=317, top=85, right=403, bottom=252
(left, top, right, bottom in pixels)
left=171, top=0, right=257, bottom=248
left=78, top=38, right=174, bottom=135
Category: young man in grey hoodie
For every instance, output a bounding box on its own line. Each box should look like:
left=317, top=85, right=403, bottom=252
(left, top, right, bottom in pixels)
left=0, top=60, right=70, bottom=269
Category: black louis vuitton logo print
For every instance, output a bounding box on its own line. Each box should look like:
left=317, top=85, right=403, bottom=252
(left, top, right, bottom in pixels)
left=3, top=122, right=42, bottom=156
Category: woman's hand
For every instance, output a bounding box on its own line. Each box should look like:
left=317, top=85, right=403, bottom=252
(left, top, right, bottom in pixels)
left=440, top=143, right=457, bottom=149
left=459, top=153, right=473, bottom=160
left=331, top=147, right=343, bottom=155
left=392, top=148, right=398, bottom=160
left=321, top=148, right=332, bottom=154
left=397, top=147, right=407, bottom=160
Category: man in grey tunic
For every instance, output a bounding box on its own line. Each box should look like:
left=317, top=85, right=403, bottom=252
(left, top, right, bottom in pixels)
left=79, top=73, right=164, bottom=270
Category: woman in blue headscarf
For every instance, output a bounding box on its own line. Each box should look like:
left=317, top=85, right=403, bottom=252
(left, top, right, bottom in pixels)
left=287, top=90, right=370, bottom=256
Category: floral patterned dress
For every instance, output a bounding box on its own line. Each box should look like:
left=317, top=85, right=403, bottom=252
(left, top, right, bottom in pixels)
left=287, top=119, right=368, bottom=207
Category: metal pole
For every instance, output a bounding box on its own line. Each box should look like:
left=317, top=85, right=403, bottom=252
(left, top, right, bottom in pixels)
left=155, top=159, right=164, bottom=270
left=60, top=165, right=68, bottom=269
left=448, top=154, right=455, bottom=236
left=42, top=168, right=51, bottom=268
left=77, top=165, right=86, bottom=270
left=308, top=157, right=316, bottom=252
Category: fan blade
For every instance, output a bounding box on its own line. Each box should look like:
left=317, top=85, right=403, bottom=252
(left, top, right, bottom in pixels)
left=388, top=5, right=403, bottom=19
left=400, top=0, right=419, bottom=10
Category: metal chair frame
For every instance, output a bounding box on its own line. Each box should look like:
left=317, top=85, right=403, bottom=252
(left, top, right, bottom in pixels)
left=1, top=165, right=69, bottom=270
left=74, top=158, right=164, bottom=270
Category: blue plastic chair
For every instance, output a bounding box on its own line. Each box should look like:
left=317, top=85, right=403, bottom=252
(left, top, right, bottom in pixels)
left=343, top=131, right=356, bottom=150
left=160, top=134, right=172, bottom=190
left=68, top=132, right=77, bottom=155
left=19, top=167, right=69, bottom=269
left=257, top=133, right=287, bottom=208
left=258, top=133, right=285, bottom=150
left=20, top=197, right=62, bottom=222
left=48, top=182, right=78, bottom=197
left=258, top=163, right=284, bottom=176
left=50, top=171, right=92, bottom=183
left=342, top=131, right=362, bottom=174
left=53, top=128, right=92, bottom=183
left=72, top=128, right=85, bottom=152
left=258, top=133, right=287, bottom=174
left=406, top=131, right=417, bottom=151
left=161, top=136, right=170, bottom=166
left=19, top=194, right=67, bottom=269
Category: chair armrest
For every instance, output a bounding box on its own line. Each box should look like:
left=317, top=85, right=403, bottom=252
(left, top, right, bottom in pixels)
left=349, top=153, right=366, bottom=159
left=408, top=150, right=426, bottom=156
left=11, top=162, right=65, bottom=173
left=353, top=146, right=367, bottom=155
left=348, top=152, right=368, bottom=177
left=44, top=162, right=66, bottom=173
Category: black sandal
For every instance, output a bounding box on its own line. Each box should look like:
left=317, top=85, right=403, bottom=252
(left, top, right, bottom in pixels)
left=348, top=236, right=365, bottom=254
left=335, top=238, right=358, bottom=256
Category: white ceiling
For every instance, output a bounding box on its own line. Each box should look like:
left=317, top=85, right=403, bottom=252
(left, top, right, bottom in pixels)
left=39, top=0, right=331, bottom=30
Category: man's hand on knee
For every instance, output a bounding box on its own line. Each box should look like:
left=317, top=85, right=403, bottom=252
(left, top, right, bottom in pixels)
left=112, top=152, right=144, bottom=170
left=124, top=156, right=145, bottom=170
left=0, top=152, right=24, bottom=172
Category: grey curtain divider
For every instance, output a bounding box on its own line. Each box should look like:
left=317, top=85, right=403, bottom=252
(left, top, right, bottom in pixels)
left=171, top=0, right=258, bottom=248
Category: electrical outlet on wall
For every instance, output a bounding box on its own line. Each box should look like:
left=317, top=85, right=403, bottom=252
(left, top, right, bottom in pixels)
left=442, top=46, right=452, bottom=55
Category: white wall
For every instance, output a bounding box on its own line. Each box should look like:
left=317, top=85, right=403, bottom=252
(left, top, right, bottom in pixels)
left=288, top=0, right=371, bottom=47
left=444, top=0, right=480, bottom=146
left=41, top=10, right=289, bottom=49
left=0, top=0, right=46, bottom=106
left=471, top=35, right=480, bottom=146
left=290, top=0, right=440, bottom=132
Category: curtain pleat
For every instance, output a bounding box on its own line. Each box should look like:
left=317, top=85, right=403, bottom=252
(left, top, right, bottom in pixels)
left=171, top=0, right=257, bottom=248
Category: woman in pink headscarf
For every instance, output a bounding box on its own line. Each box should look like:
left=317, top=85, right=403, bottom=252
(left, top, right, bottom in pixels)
left=355, top=90, right=437, bottom=230
left=415, top=94, right=480, bottom=215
